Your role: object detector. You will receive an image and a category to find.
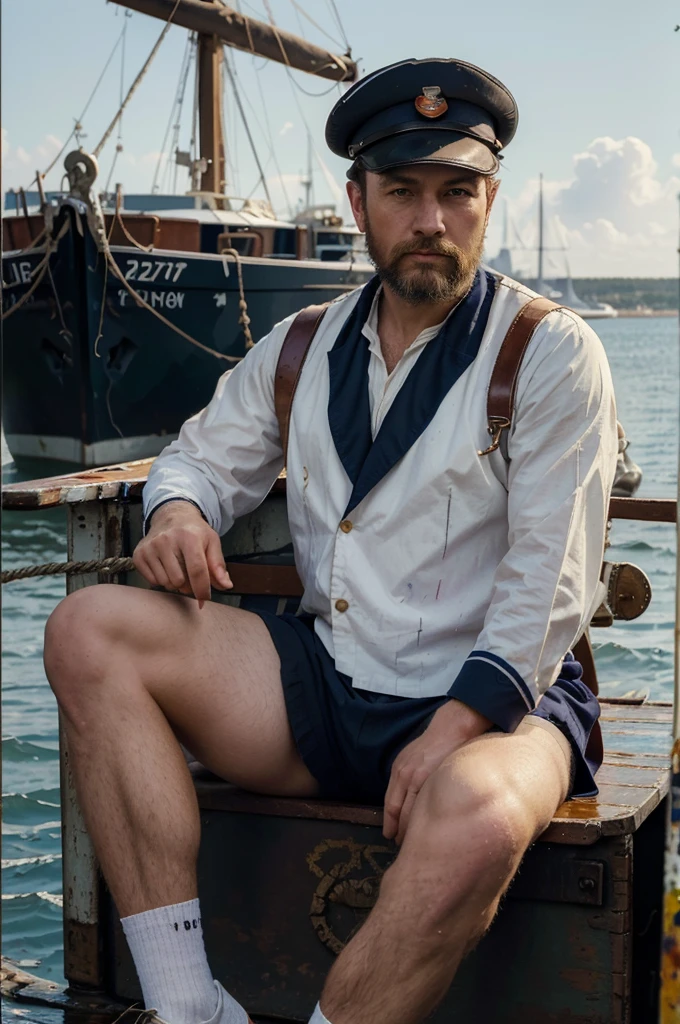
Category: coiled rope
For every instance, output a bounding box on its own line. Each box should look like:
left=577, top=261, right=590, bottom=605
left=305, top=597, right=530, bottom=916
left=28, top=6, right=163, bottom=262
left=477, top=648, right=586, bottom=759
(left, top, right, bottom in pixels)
left=1, top=557, right=136, bottom=585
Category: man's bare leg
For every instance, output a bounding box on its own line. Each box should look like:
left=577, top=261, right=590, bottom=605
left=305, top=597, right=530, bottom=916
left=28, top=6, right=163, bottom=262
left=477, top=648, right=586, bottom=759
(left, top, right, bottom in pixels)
left=318, top=719, right=571, bottom=1024
left=44, top=584, right=317, bottom=918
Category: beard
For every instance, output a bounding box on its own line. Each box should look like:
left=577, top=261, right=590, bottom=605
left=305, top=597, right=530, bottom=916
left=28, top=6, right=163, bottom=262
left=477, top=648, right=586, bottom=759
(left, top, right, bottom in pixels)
left=364, top=216, right=484, bottom=305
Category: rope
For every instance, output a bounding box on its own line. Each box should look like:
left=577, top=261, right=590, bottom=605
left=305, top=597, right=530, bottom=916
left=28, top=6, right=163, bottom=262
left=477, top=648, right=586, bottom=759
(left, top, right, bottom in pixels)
left=93, top=0, right=182, bottom=160
left=104, top=247, right=242, bottom=362
left=221, top=248, right=254, bottom=349
left=1, top=221, right=71, bottom=319
left=113, top=185, right=156, bottom=252
left=2, top=557, right=135, bottom=584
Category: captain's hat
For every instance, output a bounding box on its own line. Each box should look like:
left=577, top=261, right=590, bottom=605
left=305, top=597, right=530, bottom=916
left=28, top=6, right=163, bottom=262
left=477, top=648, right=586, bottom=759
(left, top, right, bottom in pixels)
left=326, top=58, right=518, bottom=177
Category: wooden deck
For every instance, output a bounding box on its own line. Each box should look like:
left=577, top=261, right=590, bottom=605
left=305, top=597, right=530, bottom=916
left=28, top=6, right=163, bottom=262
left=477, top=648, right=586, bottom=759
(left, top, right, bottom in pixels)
left=191, top=699, right=672, bottom=847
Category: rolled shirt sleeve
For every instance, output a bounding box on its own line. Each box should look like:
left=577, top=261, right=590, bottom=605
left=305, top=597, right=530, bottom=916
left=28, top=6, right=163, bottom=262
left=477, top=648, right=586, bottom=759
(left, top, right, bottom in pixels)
left=142, top=315, right=292, bottom=536
left=448, top=310, right=618, bottom=731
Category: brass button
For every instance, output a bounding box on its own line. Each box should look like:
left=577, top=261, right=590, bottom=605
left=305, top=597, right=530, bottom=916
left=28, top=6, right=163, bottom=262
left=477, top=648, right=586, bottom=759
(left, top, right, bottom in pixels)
left=335, top=599, right=349, bottom=613
left=339, top=519, right=353, bottom=533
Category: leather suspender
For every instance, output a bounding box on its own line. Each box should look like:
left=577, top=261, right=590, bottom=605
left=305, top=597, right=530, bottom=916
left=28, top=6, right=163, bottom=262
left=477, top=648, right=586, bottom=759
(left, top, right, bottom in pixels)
left=479, top=296, right=563, bottom=456
left=274, top=294, right=563, bottom=466
left=274, top=303, right=329, bottom=466
left=273, top=293, right=597, bottom=693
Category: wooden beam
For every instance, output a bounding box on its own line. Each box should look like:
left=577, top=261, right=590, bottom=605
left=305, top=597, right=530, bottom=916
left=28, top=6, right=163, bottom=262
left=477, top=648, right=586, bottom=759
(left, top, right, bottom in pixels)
left=110, top=0, right=357, bottom=82
left=198, top=33, right=225, bottom=199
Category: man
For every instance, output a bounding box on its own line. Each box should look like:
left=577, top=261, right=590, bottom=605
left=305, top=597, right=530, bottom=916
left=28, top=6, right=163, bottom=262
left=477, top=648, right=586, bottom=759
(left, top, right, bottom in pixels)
left=44, top=58, right=617, bottom=1024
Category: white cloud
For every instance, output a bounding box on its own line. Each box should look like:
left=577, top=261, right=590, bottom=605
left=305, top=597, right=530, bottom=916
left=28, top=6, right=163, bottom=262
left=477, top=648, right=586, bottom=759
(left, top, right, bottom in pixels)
left=279, top=121, right=294, bottom=137
left=490, top=137, right=680, bottom=276
left=1, top=132, right=64, bottom=193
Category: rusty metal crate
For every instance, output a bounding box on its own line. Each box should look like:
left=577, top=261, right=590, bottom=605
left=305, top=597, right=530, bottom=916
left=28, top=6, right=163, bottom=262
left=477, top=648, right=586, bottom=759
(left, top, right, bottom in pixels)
left=103, top=702, right=671, bottom=1024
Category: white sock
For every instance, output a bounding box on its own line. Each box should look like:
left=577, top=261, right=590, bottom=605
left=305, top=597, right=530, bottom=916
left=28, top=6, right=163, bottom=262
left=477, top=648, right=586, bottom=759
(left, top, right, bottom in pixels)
left=309, top=1004, right=332, bottom=1024
left=121, top=898, right=244, bottom=1024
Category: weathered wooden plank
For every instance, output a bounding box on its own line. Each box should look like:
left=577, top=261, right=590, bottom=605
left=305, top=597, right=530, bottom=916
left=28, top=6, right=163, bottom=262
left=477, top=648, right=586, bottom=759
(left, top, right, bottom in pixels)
left=608, top=496, right=676, bottom=522
left=594, top=763, right=669, bottom=788
left=604, top=751, right=669, bottom=767
left=593, top=783, right=665, bottom=808
left=599, top=703, right=673, bottom=724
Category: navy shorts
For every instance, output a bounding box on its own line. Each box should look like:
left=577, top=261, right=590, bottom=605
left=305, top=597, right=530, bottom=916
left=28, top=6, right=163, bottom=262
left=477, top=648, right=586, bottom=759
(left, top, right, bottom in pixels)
left=255, top=612, right=602, bottom=804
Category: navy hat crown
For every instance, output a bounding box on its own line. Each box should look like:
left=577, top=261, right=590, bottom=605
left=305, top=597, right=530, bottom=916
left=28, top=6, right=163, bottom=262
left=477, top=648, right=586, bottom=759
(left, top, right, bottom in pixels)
left=326, top=58, right=518, bottom=177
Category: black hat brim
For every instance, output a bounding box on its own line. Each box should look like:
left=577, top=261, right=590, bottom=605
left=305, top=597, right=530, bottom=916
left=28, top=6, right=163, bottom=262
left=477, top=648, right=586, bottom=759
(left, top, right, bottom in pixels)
left=356, top=130, right=499, bottom=176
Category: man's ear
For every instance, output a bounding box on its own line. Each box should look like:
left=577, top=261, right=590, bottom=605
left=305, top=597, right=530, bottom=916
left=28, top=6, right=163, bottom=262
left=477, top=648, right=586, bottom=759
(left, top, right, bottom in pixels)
left=346, top=180, right=366, bottom=233
left=484, top=179, right=500, bottom=230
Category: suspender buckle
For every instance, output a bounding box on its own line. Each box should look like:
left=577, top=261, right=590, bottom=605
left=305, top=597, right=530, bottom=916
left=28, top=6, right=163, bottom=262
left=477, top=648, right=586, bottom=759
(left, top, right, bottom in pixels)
left=478, top=416, right=511, bottom=457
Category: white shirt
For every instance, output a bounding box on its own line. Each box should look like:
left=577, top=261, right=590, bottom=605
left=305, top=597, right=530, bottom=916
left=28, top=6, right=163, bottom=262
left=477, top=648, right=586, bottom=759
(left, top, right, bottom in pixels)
left=363, top=284, right=453, bottom=438
left=143, top=273, right=617, bottom=732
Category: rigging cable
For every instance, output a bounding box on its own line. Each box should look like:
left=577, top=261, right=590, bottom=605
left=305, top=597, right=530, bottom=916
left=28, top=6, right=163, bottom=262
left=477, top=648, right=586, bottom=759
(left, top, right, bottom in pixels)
left=172, top=35, right=195, bottom=193
left=326, top=0, right=352, bottom=54
left=23, top=23, right=128, bottom=194
left=93, top=0, right=182, bottom=160
left=104, top=11, right=131, bottom=194
left=261, top=0, right=345, bottom=96
left=151, top=34, right=192, bottom=193
left=252, top=63, right=294, bottom=219
left=287, top=0, right=346, bottom=50
left=222, top=54, right=274, bottom=208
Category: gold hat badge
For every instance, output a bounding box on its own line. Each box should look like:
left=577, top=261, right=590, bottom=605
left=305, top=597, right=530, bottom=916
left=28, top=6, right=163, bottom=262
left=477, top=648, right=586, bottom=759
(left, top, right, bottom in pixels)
left=415, top=86, right=448, bottom=119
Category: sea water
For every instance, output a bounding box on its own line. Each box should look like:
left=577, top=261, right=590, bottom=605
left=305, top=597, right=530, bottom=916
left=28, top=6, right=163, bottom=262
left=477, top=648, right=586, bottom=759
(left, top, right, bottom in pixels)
left=1, top=315, right=678, bottom=1022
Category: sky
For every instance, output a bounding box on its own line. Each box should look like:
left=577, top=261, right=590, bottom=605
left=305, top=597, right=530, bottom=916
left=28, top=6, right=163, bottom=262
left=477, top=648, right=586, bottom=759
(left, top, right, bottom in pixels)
left=2, top=0, right=679, bottom=277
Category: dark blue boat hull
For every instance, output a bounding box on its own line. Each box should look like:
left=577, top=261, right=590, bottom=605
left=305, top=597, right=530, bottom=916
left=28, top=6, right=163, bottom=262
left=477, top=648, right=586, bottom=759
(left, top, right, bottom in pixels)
left=2, top=205, right=371, bottom=465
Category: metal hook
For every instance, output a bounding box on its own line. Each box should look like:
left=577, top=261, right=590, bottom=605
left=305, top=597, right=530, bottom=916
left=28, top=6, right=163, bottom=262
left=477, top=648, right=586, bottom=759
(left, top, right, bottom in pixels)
left=478, top=416, right=510, bottom=457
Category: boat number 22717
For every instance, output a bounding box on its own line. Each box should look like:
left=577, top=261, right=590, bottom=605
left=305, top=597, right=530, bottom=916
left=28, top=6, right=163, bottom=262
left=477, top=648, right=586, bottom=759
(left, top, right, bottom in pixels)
left=124, top=260, right=187, bottom=283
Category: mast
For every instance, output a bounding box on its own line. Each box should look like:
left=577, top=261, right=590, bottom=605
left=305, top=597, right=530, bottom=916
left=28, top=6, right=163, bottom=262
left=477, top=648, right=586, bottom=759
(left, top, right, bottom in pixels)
left=197, top=33, right=225, bottom=200
left=110, top=0, right=357, bottom=81
left=537, top=173, right=544, bottom=294
left=110, top=0, right=356, bottom=204
left=303, top=133, right=313, bottom=211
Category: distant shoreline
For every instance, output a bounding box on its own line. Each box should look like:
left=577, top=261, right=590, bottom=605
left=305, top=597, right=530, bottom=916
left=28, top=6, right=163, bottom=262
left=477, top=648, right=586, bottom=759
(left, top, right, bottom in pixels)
left=613, top=309, right=678, bottom=318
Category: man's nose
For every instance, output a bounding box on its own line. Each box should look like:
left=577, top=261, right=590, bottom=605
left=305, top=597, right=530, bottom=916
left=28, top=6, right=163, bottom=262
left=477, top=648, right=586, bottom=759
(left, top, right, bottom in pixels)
left=411, top=197, right=446, bottom=237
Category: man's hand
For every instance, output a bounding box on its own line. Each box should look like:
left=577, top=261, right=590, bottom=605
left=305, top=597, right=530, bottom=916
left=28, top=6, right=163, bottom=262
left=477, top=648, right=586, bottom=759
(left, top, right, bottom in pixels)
left=383, top=699, right=492, bottom=845
left=133, top=500, right=232, bottom=609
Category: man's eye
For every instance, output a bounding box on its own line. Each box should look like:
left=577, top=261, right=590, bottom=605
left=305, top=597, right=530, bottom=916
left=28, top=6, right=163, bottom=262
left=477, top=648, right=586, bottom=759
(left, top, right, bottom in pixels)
left=447, top=188, right=469, bottom=196
left=391, top=188, right=411, bottom=197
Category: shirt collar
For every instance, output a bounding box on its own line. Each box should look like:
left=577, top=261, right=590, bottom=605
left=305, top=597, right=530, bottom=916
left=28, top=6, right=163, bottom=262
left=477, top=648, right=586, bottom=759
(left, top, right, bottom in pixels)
left=361, top=283, right=461, bottom=357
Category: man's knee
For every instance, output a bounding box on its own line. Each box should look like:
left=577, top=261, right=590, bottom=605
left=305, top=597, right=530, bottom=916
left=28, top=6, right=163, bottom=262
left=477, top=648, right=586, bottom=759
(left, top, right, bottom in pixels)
left=393, top=764, right=534, bottom=930
left=44, top=585, right=133, bottom=705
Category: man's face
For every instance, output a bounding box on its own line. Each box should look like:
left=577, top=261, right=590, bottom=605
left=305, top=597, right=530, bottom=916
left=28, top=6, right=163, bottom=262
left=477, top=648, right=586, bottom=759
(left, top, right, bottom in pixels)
left=347, top=164, right=497, bottom=305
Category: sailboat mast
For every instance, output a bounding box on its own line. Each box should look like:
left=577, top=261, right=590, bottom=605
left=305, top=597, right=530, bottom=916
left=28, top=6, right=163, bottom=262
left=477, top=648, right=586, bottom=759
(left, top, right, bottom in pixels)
left=537, top=173, right=544, bottom=293
left=197, top=33, right=225, bottom=201
left=304, top=133, right=313, bottom=210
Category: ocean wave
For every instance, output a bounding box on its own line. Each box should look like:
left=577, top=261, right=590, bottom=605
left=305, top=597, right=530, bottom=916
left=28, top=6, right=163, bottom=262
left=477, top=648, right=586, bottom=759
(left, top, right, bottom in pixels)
left=2, top=854, right=61, bottom=869
left=2, top=792, right=61, bottom=825
left=1, top=891, right=63, bottom=907
left=2, top=737, right=59, bottom=761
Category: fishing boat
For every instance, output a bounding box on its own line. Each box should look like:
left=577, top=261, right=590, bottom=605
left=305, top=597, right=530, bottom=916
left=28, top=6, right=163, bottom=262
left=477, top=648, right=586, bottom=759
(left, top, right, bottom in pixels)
left=1, top=458, right=677, bottom=1023
left=1, top=0, right=372, bottom=468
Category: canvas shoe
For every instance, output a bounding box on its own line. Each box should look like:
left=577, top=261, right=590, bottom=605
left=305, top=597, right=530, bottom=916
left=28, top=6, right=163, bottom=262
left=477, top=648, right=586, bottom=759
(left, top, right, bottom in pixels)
left=115, top=982, right=254, bottom=1024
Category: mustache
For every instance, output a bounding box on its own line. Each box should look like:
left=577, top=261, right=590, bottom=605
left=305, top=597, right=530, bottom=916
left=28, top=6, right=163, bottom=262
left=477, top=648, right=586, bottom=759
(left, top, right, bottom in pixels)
left=389, top=237, right=465, bottom=262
